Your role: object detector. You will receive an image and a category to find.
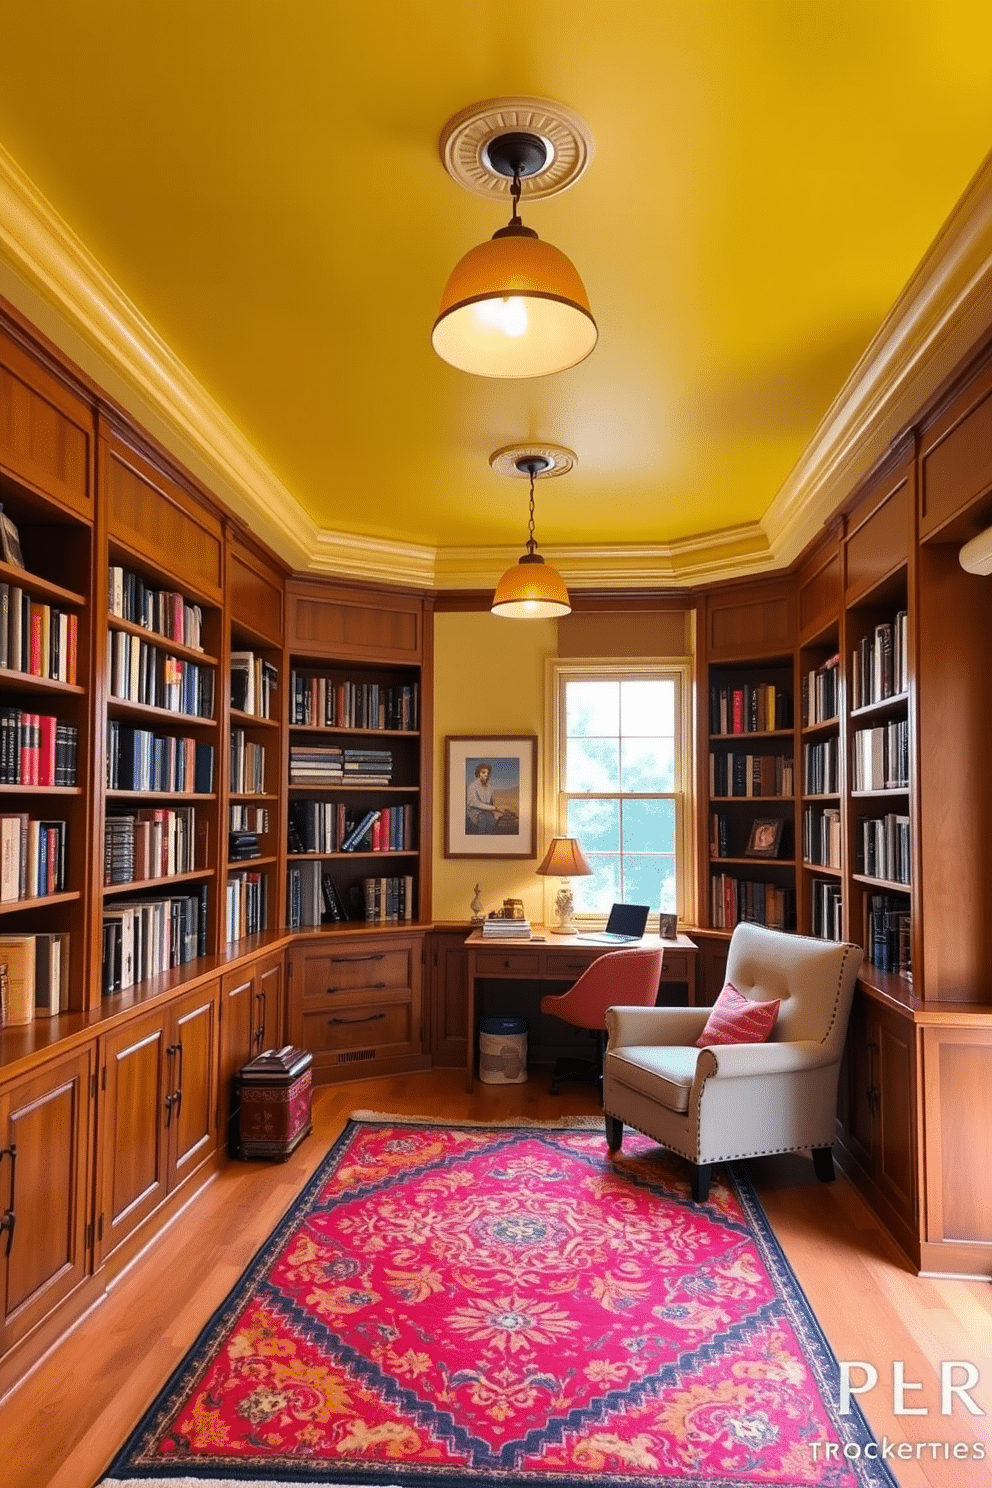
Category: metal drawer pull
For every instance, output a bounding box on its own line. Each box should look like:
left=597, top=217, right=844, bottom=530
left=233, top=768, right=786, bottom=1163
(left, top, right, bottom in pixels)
left=326, top=981, right=387, bottom=994
left=328, top=1012, right=386, bottom=1026
left=329, top=953, right=384, bottom=963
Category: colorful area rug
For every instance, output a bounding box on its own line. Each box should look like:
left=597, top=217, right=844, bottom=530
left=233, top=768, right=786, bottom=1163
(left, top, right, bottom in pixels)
left=100, top=1115, right=894, bottom=1488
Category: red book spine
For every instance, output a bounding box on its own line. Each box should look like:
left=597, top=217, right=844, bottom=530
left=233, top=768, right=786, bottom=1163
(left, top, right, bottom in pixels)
left=731, top=689, right=744, bottom=734
left=29, top=609, right=43, bottom=677
left=38, top=714, right=56, bottom=787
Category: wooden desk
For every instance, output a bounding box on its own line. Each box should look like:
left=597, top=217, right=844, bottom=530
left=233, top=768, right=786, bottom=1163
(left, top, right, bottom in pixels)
left=463, top=929, right=698, bottom=1091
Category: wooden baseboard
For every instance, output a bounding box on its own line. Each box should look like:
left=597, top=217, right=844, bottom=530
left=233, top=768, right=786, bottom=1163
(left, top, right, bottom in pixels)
left=918, top=1238, right=992, bottom=1279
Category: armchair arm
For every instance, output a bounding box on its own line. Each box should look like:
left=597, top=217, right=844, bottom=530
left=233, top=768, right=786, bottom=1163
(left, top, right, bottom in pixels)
left=606, top=1005, right=710, bottom=1049
left=697, top=1040, right=836, bottom=1080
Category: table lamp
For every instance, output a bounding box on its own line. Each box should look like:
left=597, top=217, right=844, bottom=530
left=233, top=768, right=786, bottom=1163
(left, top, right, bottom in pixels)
left=537, top=836, right=593, bottom=934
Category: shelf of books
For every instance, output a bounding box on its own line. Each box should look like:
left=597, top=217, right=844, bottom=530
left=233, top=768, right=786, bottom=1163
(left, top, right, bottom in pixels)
left=223, top=536, right=286, bottom=948
left=843, top=571, right=911, bottom=983
left=0, top=480, right=92, bottom=1026
left=100, top=547, right=220, bottom=999
left=706, top=658, right=796, bottom=933
left=286, top=660, right=420, bottom=929
left=797, top=622, right=843, bottom=941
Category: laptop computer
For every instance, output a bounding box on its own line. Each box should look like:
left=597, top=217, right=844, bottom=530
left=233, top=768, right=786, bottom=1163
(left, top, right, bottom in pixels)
left=578, top=903, right=650, bottom=944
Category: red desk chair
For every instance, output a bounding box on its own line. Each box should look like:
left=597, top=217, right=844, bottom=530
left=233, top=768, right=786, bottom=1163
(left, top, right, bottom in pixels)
left=539, top=946, right=664, bottom=1095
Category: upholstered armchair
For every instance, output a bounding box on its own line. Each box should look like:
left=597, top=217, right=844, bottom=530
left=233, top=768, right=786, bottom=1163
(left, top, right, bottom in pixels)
left=603, top=921, right=862, bottom=1201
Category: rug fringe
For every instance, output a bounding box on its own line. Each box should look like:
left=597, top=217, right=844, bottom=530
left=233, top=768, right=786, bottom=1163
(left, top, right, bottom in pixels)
left=348, top=1109, right=603, bottom=1130
left=101, top=1480, right=409, bottom=1488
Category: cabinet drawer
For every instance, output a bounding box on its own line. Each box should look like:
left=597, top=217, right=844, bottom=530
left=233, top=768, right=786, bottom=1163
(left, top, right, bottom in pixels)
left=301, top=994, right=413, bottom=1053
left=662, top=953, right=688, bottom=980
left=474, top=949, right=538, bottom=975
left=302, top=946, right=412, bottom=996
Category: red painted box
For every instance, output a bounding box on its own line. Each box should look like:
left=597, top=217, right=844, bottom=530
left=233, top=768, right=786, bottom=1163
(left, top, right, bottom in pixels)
left=235, top=1045, right=313, bottom=1160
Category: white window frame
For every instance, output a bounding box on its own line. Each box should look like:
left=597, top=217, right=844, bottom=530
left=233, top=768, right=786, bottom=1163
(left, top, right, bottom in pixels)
left=544, top=658, right=696, bottom=929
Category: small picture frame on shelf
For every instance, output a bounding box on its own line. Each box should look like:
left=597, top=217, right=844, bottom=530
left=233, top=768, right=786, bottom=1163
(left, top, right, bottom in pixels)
left=0, top=508, right=25, bottom=569
left=658, top=912, right=677, bottom=940
left=745, top=817, right=784, bottom=858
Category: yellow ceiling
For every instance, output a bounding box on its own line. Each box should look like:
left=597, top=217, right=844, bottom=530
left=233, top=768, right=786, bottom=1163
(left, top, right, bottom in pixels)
left=1, top=3, right=992, bottom=569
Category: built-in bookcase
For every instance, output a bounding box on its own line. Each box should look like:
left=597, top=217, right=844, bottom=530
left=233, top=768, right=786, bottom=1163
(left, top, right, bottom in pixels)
left=0, top=478, right=92, bottom=1015
left=799, top=621, right=843, bottom=941
left=284, top=580, right=430, bottom=933
left=223, top=536, right=286, bottom=946
left=844, top=570, right=911, bottom=977
left=705, top=656, right=796, bottom=933
left=94, top=430, right=229, bottom=1001
left=101, top=541, right=221, bottom=993
left=286, top=660, right=421, bottom=926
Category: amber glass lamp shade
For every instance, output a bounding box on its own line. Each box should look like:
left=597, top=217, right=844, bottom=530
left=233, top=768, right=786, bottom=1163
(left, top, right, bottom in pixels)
left=491, top=553, right=571, bottom=619
left=432, top=225, right=598, bottom=379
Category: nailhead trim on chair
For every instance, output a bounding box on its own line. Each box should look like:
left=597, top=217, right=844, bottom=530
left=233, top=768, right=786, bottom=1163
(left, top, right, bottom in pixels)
left=603, top=1107, right=831, bottom=1165
left=817, top=942, right=860, bottom=1043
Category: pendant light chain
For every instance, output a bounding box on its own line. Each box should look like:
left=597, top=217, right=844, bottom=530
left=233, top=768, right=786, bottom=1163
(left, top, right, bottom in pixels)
left=509, top=164, right=523, bottom=228
left=526, top=466, right=538, bottom=557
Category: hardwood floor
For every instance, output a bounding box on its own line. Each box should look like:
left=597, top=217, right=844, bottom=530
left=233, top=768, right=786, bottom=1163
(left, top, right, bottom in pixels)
left=0, top=1069, right=989, bottom=1488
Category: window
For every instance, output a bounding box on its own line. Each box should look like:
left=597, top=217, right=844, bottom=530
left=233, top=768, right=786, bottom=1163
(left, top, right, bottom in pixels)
left=549, top=661, right=694, bottom=923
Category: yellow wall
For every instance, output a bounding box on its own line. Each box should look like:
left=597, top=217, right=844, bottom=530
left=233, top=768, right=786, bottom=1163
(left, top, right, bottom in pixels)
left=432, top=611, right=556, bottom=923
left=431, top=604, right=695, bottom=924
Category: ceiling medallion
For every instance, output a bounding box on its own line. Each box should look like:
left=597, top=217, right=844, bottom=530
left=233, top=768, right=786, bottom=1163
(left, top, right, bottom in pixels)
left=489, top=443, right=577, bottom=480
left=439, top=96, right=594, bottom=202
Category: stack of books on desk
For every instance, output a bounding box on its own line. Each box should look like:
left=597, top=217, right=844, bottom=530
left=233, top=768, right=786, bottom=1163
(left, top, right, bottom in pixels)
left=481, top=917, right=531, bottom=939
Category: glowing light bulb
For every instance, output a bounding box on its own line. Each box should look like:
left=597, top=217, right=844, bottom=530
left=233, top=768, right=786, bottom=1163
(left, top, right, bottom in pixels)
left=474, top=296, right=529, bottom=338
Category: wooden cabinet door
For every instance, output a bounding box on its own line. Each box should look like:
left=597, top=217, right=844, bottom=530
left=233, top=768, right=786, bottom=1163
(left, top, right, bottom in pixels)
left=219, top=966, right=257, bottom=1149
left=97, top=1010, right=170, bottom=1265
left=256, top=951, right=285, bottom=1054
left=840, top=993, right=876, bottom=1173
left=427, top=931, right=469, bottom=1068
left=168, top=984, right=218, bottom=1190
left=0, top=1046, right=94, bottom=1354
left=873, top=1003, right=917, bottom=1227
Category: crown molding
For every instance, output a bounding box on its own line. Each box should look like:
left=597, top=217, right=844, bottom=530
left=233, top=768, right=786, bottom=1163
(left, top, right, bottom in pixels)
left=3, top=140, right=992, bottom=593
left=763, top=147, right=992, bottom=565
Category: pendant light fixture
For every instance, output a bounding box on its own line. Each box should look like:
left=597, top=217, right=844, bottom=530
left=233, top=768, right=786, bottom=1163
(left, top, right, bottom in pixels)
left=433, top=101, right=597, bottom=379
left=490, top=445, right=574, bottom=618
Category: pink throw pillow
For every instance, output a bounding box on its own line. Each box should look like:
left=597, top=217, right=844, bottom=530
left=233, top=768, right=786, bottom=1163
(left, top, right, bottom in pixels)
left=695, top=981, right=780, bottom=1047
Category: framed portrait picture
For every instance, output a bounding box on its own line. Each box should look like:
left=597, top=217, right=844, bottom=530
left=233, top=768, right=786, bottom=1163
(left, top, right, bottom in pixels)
left=658, top=912, right=678, bottom=940
left=0, top=510, right=24, bottom=569
left=745, top=817, right=784, bottom=858
left=444, top=735, right=537, bottom=858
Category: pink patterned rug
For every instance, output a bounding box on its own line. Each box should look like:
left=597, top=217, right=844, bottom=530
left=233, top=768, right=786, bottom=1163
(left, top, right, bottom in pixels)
left=100, top=1115, right=894, bottom=1487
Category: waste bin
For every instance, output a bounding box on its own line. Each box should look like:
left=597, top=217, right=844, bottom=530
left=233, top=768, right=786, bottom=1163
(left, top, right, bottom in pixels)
left=479, top=1016, right=528, bottom=1084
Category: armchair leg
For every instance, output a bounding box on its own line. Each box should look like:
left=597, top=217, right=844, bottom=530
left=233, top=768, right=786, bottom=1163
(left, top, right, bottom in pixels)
left=812, top=1146, right=835, bottom=1183
left=605, top=1115, right=623, bottom=1153
left=691, top=1163, right=711, bottom=1203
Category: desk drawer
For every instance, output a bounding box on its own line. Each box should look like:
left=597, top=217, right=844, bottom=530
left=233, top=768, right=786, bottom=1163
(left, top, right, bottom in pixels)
left=662, top=953, right=689, bottom=980
left=543, top=953, right=595, bottom=979
left=301, top=992, right=413, bottom=1053
left=474, top=949, right=538, bottom=975
left=302, top=945, right=412, bottom=996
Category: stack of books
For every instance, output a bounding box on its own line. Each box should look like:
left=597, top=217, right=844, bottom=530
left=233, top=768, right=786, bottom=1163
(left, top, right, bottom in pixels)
left=228, top=831, right=261, bottom=862
left=481, top=917, right=531, bottom=939
left=342, top=747, right=392, bottom=784
left=289, top=744, right=343, bottom=784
